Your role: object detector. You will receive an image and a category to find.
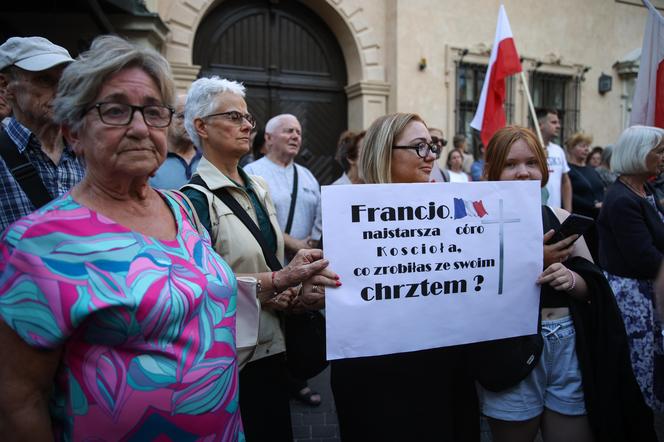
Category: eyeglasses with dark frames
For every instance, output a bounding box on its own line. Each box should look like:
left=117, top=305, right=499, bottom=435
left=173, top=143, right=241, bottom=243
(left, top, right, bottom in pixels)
left=431, top=136, right=448, bottom=147
left=392, top=141, right=441, bottom=159
left=86, top=102, right=174, bottom=128
left=203, top=111, right=256, bottom=128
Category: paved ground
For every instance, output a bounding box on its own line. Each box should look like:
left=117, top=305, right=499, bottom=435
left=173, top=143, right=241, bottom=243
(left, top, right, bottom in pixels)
left=290, top=367, right=340, bottom=442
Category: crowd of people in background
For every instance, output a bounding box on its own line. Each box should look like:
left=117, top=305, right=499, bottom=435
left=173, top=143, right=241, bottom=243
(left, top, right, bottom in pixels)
left=0, top=34, right=662, bottom=442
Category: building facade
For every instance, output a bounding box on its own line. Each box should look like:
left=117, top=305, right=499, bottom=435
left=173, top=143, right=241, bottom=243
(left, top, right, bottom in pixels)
left=0, top=0, right=656, bottom=182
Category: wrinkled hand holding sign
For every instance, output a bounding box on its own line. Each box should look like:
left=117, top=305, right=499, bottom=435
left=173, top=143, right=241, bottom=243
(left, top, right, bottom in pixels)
left=321, top=181, right=542, bottom=360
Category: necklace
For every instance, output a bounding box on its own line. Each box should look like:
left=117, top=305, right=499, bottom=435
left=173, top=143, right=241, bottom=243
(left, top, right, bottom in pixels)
left=619, top=176, right=647, bottom=198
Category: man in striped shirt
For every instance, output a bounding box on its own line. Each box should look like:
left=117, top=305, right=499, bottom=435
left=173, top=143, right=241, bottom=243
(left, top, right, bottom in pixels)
left=0, top=36, right=84, bottom=233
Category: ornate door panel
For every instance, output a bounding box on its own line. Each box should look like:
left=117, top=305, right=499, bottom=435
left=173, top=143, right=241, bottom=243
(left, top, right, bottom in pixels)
left=194, top=0, right=348, bottom=184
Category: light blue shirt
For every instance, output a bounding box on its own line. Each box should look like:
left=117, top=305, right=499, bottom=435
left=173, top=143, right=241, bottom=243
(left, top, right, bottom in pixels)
left=150, top=150, right=202, bottom=189
left=470, top=159, right=484, bottom=182
left=244, top=156, right=322, bottom=241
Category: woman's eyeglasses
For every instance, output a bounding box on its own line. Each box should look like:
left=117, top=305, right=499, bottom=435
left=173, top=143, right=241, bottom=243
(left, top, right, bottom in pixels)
left=392, top=142, right=441, bottom=159
left=87, top=102, right=174, bottom=128
left=203, top=111, right=256, bottom=128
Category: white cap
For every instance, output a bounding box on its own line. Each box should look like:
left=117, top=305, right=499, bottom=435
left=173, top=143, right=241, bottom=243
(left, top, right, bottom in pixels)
left=0, top=36, right=73, bottom=72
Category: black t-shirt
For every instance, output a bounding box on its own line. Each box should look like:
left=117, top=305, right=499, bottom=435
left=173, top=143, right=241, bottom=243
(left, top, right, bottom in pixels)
left=569, top=164, right=605, bottom=218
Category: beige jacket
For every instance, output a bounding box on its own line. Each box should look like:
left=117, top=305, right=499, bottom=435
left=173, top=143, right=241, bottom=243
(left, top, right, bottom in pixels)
left=184, top=157, right=286, bottom=365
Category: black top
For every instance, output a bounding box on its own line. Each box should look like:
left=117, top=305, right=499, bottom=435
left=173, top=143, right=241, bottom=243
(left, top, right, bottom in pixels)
left=568, top=164, right=605, bottom=219
left=597, top=180, right=664, bottom=279
left=541, top=205, right=569, bottom=308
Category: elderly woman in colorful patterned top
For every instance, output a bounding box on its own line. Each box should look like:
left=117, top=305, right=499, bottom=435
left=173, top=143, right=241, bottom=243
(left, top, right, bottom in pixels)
left=0, top=35, right=322, bottom=441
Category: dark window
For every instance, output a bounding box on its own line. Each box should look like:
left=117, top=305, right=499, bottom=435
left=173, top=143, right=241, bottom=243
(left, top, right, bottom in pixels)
left=455, top=62, right=514, bottom=156
left=531, top=72, right=580, bottom=143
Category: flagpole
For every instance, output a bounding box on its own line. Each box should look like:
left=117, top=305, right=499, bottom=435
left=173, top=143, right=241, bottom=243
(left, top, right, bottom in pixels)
left=519, top=71, right=544, bottom=147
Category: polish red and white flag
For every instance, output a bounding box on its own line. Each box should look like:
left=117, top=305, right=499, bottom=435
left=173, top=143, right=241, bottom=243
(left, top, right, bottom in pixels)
left=630, top=0, right=664, bottom=127
left=470, top=5, right=522, bottom=147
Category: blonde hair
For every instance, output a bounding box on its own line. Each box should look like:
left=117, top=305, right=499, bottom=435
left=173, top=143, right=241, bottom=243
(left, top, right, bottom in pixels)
left=360, top=113, right=424, bottom=184
left=564, top=132, right=593, bottom=152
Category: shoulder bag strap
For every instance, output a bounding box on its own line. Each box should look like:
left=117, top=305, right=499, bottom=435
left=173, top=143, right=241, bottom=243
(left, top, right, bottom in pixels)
left=190, top=175, right=283, bottom=271
left=284, top=164, right=298, bottom=235
left=163, top=189, right=205, bottom=235
left=0, top=129, right=52, bottom=208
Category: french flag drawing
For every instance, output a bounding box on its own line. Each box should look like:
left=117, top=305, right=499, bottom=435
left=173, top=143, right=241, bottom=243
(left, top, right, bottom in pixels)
left=454, top=198, right=489, bottom=219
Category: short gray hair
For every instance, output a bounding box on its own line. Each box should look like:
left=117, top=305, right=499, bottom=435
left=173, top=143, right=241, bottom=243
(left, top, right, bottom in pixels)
left=601, top=144, right=613, bottom=167
left=53, top=35, right=174, bottom=132
left=265, top=114, right=298, bottom=135
left=611, top=125, right=664, bottom=174
left=184, top=76, right=246, bottom=149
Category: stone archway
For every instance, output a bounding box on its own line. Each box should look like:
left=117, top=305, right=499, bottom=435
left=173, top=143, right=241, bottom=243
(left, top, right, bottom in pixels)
left=159, top=0, right=390, bottom=131
left=193, top=0, right=349, bottom=184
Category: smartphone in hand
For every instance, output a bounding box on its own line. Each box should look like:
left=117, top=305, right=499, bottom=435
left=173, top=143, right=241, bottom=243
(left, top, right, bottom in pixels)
left=547, top=213, right=595, bottom=244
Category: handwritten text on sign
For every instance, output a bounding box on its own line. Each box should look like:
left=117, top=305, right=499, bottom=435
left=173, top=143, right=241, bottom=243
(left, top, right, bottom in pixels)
left=321, top=181, right=543, bottom=360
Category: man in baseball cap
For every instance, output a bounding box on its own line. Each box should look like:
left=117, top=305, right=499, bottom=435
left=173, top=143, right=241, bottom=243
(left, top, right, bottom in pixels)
left=0, top=36, right=73, bottom=72
left=0, top=36, right=84, bottom=232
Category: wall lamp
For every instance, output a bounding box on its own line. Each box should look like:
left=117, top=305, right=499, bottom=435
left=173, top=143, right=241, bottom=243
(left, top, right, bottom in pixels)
left=598, top=72, right=612, bottom=94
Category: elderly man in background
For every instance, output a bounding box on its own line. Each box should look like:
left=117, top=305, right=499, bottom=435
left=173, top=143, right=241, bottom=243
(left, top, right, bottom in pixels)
left=0, top=36, right=83, bottom=233
left=244, top=113, right=324, bottom=406
left=150, top=93, right=201, bottom=189
left=244, top=113, right=322, bottom=256
left=0, top=88, right=11, bottom=127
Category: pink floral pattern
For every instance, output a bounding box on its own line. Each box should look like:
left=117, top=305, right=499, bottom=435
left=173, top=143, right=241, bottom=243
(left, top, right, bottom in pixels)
left=0, top=192, right=243, bottom=441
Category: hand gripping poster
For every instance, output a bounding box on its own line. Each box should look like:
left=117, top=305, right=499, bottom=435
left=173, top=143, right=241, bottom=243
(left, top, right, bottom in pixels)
left=321, top=181, right=543, bottom=360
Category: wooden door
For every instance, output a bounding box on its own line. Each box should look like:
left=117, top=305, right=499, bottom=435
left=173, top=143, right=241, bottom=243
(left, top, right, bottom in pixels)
left=194, top=0, right=348, bottom=184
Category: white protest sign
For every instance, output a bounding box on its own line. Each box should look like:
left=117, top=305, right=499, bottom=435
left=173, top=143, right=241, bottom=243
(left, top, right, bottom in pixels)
left=322, top=181, right=543, bottom=360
